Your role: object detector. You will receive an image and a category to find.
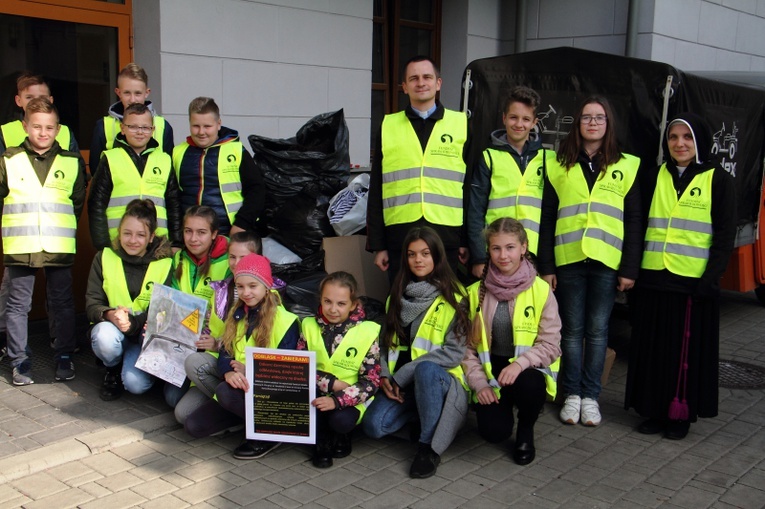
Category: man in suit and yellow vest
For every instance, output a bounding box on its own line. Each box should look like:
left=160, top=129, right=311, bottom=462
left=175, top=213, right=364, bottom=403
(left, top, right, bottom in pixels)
left=366, top=56, right=469, bottom=281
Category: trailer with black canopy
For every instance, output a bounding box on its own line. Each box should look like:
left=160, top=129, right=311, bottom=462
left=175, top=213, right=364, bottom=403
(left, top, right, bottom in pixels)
left=460, top=47, right=765, bottom=302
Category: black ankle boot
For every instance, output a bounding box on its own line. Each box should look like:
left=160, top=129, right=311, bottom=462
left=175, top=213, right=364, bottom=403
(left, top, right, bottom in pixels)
left=312, top=436, right=334, bottom=468
left=100, top=364, right=123, bottom=401
left=333, top=433, right=352, bottom=458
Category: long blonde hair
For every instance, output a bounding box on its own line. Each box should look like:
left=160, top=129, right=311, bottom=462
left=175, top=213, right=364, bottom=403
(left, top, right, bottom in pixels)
left=221, top=290, right=282, bottom=356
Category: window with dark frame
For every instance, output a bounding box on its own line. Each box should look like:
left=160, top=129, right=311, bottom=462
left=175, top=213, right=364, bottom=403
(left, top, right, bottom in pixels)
left=371, top=0, right=441, bottom=159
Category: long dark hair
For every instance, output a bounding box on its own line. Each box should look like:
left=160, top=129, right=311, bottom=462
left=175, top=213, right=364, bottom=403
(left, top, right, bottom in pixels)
left=383, top=227, right=469, bottom=349
left=175, top=205, right=220, bottom=281
left=113, top=199, right=158, bottom=252
left=557, top=95, right=623, bottom=172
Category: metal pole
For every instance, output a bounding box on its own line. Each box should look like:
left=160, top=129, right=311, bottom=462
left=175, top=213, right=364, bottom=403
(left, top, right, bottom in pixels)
left=515, top=0, right=527, bottom=54
left=626, top=0, right=640, bottom=57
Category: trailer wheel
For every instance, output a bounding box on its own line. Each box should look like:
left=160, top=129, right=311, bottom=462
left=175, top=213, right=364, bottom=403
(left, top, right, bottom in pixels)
left=755, top=285, right=765, bottom=305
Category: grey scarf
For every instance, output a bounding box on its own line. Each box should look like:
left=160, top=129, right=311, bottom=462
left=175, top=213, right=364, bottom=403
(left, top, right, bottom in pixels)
left=400, top=281, right=439, bottom=327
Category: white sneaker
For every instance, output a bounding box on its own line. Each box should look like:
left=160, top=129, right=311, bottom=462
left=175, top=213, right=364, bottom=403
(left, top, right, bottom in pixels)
left=560, top=395, right=581, bottom=424
left=580, top=398, right=602, bottom=426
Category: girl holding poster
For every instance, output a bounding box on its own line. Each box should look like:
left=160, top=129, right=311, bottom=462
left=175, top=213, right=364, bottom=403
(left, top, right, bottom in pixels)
left=300, top=271, right=381, bottom=468
left=87, top=200, right=174, bottom=402
left=362, top=227, right=470, bottom=479
left=183, top=253, right=300, bottom=461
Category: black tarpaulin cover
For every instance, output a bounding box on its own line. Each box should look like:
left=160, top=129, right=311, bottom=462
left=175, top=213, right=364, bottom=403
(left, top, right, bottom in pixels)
left=462, top=47, right=765, bottom=235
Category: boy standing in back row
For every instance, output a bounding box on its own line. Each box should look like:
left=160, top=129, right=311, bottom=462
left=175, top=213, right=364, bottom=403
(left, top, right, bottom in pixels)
left=90, top=63, right=174, bottom=175
left=0, top=98, right=87, bottom=385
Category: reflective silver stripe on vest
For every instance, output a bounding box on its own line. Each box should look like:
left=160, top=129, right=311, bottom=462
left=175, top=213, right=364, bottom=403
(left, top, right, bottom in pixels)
left=671, top=218, right=714, bottom=235
left=108, top=217, right=168, bottom=229
left=2, top=225, right=75, bottom=238
left=489, top=378, right=501, bottom=388
left=584, top=228, right=623, bottom=250
left=2, top=202, right=73, bottom=215
left=589, top=202, right=624, bottom=221
left=107, top=196, right=166, bottom=208
left=514, top=345, right=557, bottom=380
left=557, top=203, right=589, bottom=219
left=520, top=218, right=540, bottom=233
left=647, top=217, right=669, bottom=229
left=664, top=242, right=710, bottom=259
left=382, top=167, right=422, bottom=184
left=488, top=196, right=517, bottom=209
left=412, top=336, right=436, bottom=352
left=644, top=241, right=664, bottom=253
left=555, top=229, right=584, bottom=246
left=478, top=350, right=492, bottom=365
left=227, top=200, right=243, bottom=213
left=388, top=348, right=400, bottom=366
left=221, top=182, right=242, bottom=193
left=422, top=193, right=462, bottom=208
left=383, top=193, right=421, bottom=209
left=518, top=196, right=542, bottom=207
left=422, top=167, right=465, bottom=183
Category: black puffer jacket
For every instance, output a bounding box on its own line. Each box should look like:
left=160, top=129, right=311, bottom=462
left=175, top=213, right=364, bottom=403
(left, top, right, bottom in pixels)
left=85, top=236, right=173, bottom=342
left=88, top=135, right=183, bottom=249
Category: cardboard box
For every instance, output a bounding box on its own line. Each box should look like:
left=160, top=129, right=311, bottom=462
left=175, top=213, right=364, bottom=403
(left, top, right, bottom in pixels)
left=323, top=235, right=390, bottom=303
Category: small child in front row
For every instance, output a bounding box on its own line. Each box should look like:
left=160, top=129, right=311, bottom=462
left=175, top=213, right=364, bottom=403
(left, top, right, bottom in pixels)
left=299, top=271, right=381, bottom=468
left=174, top=231, right=262, bottom=424
left=184, top=254, right=300, bottom=461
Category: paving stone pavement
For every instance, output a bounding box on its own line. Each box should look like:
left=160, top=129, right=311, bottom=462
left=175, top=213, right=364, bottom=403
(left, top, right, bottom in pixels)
left=0, top=291, right=763, bottom=508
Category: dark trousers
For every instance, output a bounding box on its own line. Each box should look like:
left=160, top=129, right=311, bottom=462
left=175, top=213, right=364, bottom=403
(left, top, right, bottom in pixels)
left=474, top=358, right=547, bottom=444
left=184, top=381, right=244, bottom=438
left=6, top=265, right=75, bottom=367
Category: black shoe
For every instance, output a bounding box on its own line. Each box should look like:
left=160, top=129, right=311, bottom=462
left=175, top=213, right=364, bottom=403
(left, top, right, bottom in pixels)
left=664, top=420, right=690, bottom=440
left=100, top=366, right=123, bottom=401
left=409, top=443, right=440, bottom=479
left=637, top=418, right=666, bottom=435
left=232, top=440, right=280, bottom=460
left=512, top=441, right=536, bottom=465
left=54, top=355, right=75, bottom=381
left=333, top=433, right=352, bottom=458
left=312, top=438, right=334, bottom=468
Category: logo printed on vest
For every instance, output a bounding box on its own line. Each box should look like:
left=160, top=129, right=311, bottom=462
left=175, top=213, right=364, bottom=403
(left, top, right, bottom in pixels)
left=440, top=134, right=453, bottom=143
left=612, top=169, right=624, bottom=181
left=690, top=187, right=702, bottom=197
left=54, top=170, right=65, bottom=179
left=152, top=167, right=162, bottom=175
left=346, top=347, right=358, bottom=358
left=227, top=154, right=237, bottom=163
left=145, top=281, right=154, bottom=291
left=524, top=305, right=535, bottom=318
left=682, top=186, right=710, bottom=211
left=204, top=277, right=212, bottom=286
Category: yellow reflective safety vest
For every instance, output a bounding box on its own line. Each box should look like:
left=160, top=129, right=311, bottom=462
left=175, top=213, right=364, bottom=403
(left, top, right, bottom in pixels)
left=381, top=109, right=467, bottom=226
left=232, top=306, right=299, bottom=364
left=1, top=120, right=72, bottom=151
left=173, top=250, right=230, bottom=301
left=641, top=164, right=714, bottom=278
left=103, top=115, right=167, bottom=152
left=172, top=142, right=244, bottom=226
left=387, top=296, right=468, bottom=390
left=101, top=248, right=173, bottom=313
left=467, top=278, right=559, bottom=401
left=103, top=147, right=172, bottom=240
left=547, top=154, right=639, bottom=270
left=302, top=318, right=380, bottom=422
left=2, top=152, right=78, bottom=254
left=484, top=148, right=547, bottom=254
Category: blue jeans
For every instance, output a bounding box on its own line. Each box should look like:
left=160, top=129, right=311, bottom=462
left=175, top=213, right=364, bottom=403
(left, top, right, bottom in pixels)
left=555, top=261, right=617, bottom=400
left=361, top=361, right=451, bottom=445
left=91, top=321, right=188, bottom=406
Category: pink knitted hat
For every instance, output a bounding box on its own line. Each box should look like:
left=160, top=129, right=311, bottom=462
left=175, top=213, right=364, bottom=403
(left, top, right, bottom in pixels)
left=234, top=253, right=273, bottom=289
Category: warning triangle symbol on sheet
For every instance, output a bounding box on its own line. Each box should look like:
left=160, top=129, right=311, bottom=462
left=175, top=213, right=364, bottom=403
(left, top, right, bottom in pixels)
left=181, top=309, right=201, bottom=334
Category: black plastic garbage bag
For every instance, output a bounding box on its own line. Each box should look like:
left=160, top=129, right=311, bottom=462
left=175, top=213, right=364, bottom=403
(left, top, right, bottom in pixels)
left=272, top=250, right=325, bottom=282
left=248, top=109, right=350, bottom=215
left=269, top=191, right=335, bottom=258
left=284, top=271, right=327, bottom=310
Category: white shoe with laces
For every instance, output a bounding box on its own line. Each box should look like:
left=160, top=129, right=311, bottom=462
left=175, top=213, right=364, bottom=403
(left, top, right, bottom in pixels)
left=580, top=398, right=602, bottom=426
left=559, top=395, right=581, bottom=424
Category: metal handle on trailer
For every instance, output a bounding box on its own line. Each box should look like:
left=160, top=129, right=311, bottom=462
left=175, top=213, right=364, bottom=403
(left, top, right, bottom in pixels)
left=657, top=75, right=674, bottom=164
